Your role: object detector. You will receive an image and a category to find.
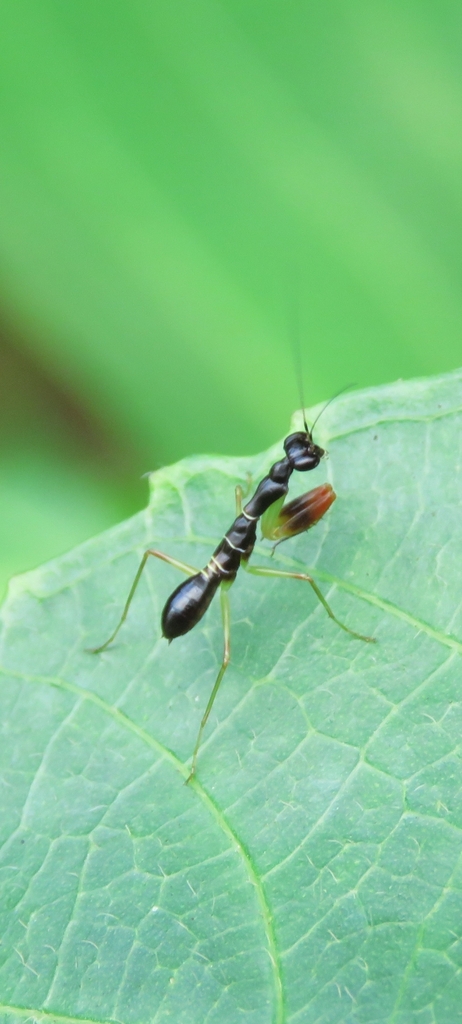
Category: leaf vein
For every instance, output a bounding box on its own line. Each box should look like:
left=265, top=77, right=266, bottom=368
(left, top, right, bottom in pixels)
left=0, top=666, right=285, bottom=1024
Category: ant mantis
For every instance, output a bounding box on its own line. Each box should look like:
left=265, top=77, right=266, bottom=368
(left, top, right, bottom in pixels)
left=89, top=403, right=375, bottom=782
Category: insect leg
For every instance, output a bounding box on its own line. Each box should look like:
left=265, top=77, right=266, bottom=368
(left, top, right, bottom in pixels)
left=186, top=581, right=232, bottom=784
left=243, top=563, right=375, bottom=643
left=235, top=472, right=253, bottom=516
left=88, top=549, right=198, bottom=654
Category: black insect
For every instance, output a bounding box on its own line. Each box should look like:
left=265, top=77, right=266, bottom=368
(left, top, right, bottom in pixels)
left=90, top=413, right=375, bottom=782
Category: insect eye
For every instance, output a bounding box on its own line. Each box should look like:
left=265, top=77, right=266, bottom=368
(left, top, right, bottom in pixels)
left=294, top=448, right=321, bottom=470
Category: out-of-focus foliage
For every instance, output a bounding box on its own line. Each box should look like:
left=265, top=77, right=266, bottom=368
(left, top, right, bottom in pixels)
left=0, top=323, right=145, bottom=597
left=0, top=0, right=461, bottom=591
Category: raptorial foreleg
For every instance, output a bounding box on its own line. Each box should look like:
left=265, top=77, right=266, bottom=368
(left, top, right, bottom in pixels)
left=261, top=483, right=336, bottom=551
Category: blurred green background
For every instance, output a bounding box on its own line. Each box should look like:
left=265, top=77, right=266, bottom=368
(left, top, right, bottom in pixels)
left=1, top=0, right=462, bottom=597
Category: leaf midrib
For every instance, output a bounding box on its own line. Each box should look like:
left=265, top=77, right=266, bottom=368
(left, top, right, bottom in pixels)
left=0, top=1003, right=104, bottom=1024
left=0, top=665, right=284, bottom=1024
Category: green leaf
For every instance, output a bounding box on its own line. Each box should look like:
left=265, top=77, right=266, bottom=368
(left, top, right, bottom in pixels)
left=1, top=369, right=462, bottom=1024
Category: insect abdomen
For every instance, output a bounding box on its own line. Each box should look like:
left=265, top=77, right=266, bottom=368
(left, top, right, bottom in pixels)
left=161, top=571, right=221, bottom=640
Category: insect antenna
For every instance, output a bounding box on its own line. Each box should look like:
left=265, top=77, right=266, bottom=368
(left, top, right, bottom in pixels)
left=289, top=281, right=311, bottom=435
left=309, top=383, right=357, bottom=441
left=287, top=276, right=356, bottom=439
